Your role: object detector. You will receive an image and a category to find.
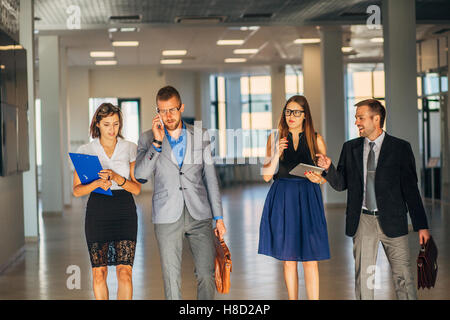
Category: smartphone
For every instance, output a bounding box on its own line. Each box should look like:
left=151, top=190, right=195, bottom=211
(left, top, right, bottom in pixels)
left=155, top=110, right=164, bottom=129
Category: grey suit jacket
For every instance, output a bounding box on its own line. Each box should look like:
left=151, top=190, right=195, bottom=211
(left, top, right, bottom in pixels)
left=134, top=123, right=224, bottom=224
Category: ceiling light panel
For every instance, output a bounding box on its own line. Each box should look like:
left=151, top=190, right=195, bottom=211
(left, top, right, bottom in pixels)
left=217, top=39, right=245, bottom=45
left=162, top=50, right=187, bottom=56
left=112, top=41, right=139, bottom=47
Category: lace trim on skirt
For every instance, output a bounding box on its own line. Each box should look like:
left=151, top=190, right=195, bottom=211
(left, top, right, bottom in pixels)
left=87, top=240, right=136, bottom=268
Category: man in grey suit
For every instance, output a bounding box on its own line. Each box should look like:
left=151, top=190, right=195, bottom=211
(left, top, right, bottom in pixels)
left=135, top=86, right=226, bottom=300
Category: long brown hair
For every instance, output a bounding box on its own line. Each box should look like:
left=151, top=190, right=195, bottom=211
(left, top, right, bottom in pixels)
left=277, top=95, right=318, bottom=164
left=89, top=103, right=124, bottom=139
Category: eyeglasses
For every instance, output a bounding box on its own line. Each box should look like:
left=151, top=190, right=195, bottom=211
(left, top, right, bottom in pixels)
left=156, top=105, right=181, bottom=115
left=285, top=109, right=305, bottom=117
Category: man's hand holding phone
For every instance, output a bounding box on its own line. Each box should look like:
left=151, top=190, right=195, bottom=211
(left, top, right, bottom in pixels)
left=152, top=114, right=165, bottom=147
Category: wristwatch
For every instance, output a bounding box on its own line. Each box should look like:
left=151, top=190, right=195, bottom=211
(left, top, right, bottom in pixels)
left=152, top=138, right=162, bottom=146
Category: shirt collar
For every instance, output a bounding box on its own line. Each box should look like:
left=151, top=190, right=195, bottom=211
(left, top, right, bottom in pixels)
left=165, top=121, right=186, bottom=143
left=365, top=130, right=385, bottom=149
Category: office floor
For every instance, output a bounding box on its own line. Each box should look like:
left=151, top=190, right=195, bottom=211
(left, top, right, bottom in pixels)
left=0, top=183, right=448, bottom=300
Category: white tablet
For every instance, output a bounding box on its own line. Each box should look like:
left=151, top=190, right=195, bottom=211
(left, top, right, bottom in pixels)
left=289, top=163, right=325, bottom=178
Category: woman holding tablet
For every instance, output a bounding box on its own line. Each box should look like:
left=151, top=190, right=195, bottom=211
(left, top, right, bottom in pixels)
left=72, top=103, right=141, bottom=300
left=259, top=95, right=330, bottom=300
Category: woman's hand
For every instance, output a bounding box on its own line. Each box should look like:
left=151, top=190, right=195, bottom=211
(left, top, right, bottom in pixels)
left=98, top=169, right=120, bottom=183
left=304, top=171, right=326, bottom=184
left=95, top=178, right=112, bottom=191
left=278, top=137, right=288, bottom=156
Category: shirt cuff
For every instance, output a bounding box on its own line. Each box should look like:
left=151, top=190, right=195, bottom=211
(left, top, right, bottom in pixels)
left=213, top=216, right=223, bottom=221
left=152, top=144, right=162, bottom=153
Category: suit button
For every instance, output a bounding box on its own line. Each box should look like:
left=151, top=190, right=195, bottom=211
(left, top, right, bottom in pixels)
left=179, top=172, right=183, bottom=175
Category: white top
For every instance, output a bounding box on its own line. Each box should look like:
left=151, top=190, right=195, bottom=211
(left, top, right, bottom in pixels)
left=362, top=130, right=386, bottom=211
left=76, top=137, right=137, bottom=190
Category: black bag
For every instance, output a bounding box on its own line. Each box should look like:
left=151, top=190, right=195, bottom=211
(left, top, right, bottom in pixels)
left=417, top=236, right=438, bottom=289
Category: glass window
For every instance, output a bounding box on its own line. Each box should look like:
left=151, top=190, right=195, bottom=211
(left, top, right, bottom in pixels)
left=285, top=65, right=304, bottom=100
left=35, top=99, right=42, bottom=167
left=346, top=63, right=385, bottom=140
left=240, top=75, right=272, bottom=157
left=423, top=73, right=440, bottom=95
left=118, top=99, right=140, bottom=145
left=441, top=75, right=448, bottom=93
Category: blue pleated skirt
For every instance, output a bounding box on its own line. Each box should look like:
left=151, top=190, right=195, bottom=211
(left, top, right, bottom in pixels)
left=258, top=178, right=331, bottom=261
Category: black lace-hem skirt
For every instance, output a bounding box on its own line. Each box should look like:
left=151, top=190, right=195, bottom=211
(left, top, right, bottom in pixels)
left=85, top=190, right=137, bottom=268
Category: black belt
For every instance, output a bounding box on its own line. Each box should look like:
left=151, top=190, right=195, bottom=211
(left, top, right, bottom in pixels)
left=362, top=209, right=379, bottom=216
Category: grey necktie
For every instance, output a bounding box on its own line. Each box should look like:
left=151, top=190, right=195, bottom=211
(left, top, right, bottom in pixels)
left=366, top=142, right=377, bottom=211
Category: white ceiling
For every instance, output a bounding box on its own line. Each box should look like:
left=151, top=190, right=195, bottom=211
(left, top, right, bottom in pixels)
left=33, top=0, right=449, bottom=74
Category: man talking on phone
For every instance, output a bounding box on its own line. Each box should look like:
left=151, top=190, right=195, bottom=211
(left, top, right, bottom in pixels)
left=134, top=85, right=226, bottom=300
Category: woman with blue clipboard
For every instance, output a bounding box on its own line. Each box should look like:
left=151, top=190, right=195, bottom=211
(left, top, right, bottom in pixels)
left=72, top=103, right=141, bottom=300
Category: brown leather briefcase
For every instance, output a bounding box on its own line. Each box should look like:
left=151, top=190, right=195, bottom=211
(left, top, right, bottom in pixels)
left=417, top=236, right=438, bottom=289
left=214, top=234, right=232, bottom=294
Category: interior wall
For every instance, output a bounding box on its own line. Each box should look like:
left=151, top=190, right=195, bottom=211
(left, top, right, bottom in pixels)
left=0, top=174, right=25, bottom=271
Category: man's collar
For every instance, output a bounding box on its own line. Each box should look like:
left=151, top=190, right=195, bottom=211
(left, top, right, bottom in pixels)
left=165, top=121, right=186, bottom=141
left=365, top=130, right=385, bottom=147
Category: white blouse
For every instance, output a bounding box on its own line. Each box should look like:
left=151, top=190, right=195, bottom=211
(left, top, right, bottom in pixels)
left=76, top=137, right=137, bottom=190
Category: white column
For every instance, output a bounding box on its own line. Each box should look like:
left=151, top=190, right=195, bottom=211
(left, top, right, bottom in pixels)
left=20, top=0, right=39, bottom=240
left=302, top=44, right=324, bottom=135
left=60, top=46, right=71, bottom=207
left=303, top=37, right=346, bottom=205
left=198, top=72, right=211, bottom=129
left=319, top=26, right=346, bottom=204
left=383, top=0, right=421, bottom=179
left=271, top=65, right=286, bottom=129
left=67, top=67, right=90, bottom=151
left=226, top=76, right=242, bottom=157
left=38, top=35, right=63, bottom=215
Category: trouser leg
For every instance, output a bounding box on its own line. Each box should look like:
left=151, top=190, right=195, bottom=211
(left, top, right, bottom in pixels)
left=378, top=222, right=417, bottom=300
left=353, top=214, right=380, bottom=300
left=184, top=205, right=216, bottom=300
left=154, top=214, right=184, bottom=300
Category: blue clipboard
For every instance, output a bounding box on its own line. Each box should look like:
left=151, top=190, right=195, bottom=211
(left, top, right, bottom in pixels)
left=69, top=152, right=113, bottom=196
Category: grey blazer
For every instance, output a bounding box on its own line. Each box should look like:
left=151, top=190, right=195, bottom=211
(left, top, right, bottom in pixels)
left=134, top=123, right=224, bottom=224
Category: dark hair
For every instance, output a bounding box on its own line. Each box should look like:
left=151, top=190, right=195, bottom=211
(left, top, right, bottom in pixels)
left=89, top=103, right=124, bottom=139
left=277, top=95, right=318, bottom=164
left=355, top=99, right=386, bottom=128
left=156, top=85, right=182, bottom=105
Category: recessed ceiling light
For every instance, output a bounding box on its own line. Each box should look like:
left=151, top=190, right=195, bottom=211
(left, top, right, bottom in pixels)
left=120, top=27, right=137, bottom=32
left=90, top=51, right=115, bottom=58
left=160, top=59, right=183, bottom=64
left=342, top=46, right=353, bottom=52
left=225, top=58, right=247, bottom=63
left=95, top=60, right=117, bottom=65
left=370, top=37, right=384, bottom=43
left=233, top=49, right=259, bottom=54
left=217, top=39, right=245, bottom=46
left=112, top=41, right=139, bottom=47
left=240, top=26, right=260, bottom=31
left=0, top=45, right=23, bottom=51
left=162, top=50, right=187, bottom=56
left=108, top=27, right=118, bottom=33
left=294, top=38, right=321, bottom=44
